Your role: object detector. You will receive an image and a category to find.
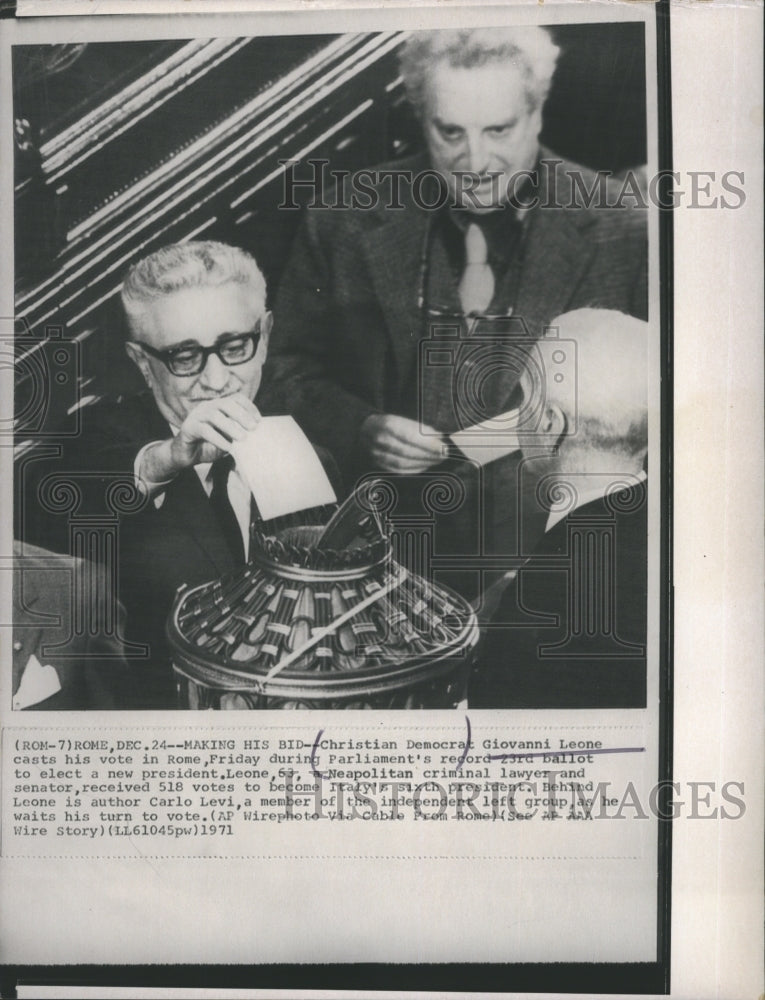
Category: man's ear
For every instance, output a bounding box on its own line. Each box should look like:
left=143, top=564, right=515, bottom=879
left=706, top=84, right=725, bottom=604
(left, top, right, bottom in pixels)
left=125, top=341, right=153, bottom=388
left=540, top=402, right=567, bottom=449
left=529, top=105, right=544, bottom=140
left=261, top=310, right=273, bottom=346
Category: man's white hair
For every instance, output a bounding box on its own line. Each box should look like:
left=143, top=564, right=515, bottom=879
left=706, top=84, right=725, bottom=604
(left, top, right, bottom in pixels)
left=544, top=308, right=649, bottom=459
left=399, top=26, right=561, bottom=118
left=121, top=240, right=266, bottom=338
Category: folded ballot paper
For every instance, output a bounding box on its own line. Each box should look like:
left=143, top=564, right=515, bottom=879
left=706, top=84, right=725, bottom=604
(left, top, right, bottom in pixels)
left=448, top=407, right=522, bottom=466
left=229, top=416, right=337, bottom=522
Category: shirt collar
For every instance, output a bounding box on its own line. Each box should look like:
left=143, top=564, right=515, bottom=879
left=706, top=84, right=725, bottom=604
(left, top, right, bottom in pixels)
left=440, top=174, right=535, bottom=276
left=545, top=470, right=647, bottom=534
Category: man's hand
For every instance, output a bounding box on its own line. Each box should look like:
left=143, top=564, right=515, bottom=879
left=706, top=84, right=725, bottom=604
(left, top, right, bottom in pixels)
left=360, top=413, right=447, bottom=473
left=141, top=394, right=261, bottom=485
left=171, top=394, right=261, bottom=467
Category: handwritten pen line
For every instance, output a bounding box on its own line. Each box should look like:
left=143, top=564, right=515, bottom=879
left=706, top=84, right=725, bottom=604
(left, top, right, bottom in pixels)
left=311, top=728, right=329, bottom=780
left=487, top=747, right=646, bottom=762
left=456, top=715, right=472, bottom=770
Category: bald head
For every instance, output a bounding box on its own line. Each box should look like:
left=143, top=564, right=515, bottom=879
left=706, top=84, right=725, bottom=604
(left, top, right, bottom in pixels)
left=534, top=309, right=649, bottom=466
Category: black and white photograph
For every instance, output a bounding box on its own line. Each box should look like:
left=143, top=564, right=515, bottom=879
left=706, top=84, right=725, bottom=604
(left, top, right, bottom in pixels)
left=0, top=1, right=761, bottom=995
left=11, top=19, right=655, bottom=714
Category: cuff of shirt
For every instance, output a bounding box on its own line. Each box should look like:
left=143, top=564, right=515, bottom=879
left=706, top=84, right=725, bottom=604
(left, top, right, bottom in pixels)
left=134, top=440, right=173, bottom=509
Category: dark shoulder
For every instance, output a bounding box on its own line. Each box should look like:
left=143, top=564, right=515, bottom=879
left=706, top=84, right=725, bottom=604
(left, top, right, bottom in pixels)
left=305, top=153, right=429, bottom=236
left=55, top=391, right=168, bottom=480
left=336, top=152, right=428, bottom=200
left=13, top=541, right=86, bottom=607
left=78, top=390, right=166, bottom=442
left=540, top=151, right=648, bottom=240
left=534, top=484, right=648, bottom=557
left=14, top=540, right=79, bottom=573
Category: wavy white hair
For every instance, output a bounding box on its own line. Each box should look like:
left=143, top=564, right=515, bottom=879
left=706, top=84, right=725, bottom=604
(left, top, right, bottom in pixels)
left=399, top=27, right=561, bottom=118
left=121, top=240, right=266, bottom=337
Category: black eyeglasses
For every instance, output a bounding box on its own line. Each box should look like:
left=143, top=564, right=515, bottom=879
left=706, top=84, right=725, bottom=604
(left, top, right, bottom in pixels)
left=136, top=323, right=262, bottom=377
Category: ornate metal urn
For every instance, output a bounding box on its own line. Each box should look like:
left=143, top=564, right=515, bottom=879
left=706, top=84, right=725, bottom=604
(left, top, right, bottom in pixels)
left=167, top=499, right=479, bottom=710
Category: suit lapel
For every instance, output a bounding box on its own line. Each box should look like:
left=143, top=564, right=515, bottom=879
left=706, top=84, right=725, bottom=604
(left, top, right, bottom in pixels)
left=161, top=468, right=237, bottom=579
left=515, top=208, right=594, bottom=336
left=361, top=195, right=429, bottom=392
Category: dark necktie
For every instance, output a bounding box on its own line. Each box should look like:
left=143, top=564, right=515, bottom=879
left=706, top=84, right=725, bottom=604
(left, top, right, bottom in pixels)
left=209, top=454, right=245, bottom=566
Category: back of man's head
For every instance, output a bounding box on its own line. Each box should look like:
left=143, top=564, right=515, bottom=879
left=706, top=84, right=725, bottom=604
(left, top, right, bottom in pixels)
left=121, top=240, right=266, bottom=339
left=399, top=26, right=560, bottom=117
left=544, top=308, right=648, bottom=464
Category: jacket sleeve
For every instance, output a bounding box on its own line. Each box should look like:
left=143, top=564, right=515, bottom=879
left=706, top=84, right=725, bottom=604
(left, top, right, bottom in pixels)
left=18, top=398, right=155, bottom=555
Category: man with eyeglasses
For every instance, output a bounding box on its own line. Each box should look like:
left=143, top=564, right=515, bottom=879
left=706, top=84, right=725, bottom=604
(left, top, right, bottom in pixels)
left=50, top=241, right=336, bottom=708
left=122, top=242, right=270, bottom=516
left=262, top=26, right=648, bottom=602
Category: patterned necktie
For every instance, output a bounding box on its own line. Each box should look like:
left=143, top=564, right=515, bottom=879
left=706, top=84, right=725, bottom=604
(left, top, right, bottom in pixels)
left=459, top=222, right=495, bottom=315
left=209, top=454, right=245, bottom=566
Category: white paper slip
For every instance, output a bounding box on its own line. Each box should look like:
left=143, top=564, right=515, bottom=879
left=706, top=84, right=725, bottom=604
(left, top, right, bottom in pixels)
left=449, top=408, right=521, bottom=467
left=13, top=654, right=62, bottom=710
left=229, top=416, right=337, bottom=522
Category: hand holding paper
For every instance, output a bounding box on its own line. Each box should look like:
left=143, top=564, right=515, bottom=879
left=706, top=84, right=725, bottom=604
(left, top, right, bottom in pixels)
left=449, top=408, right=522, bottom=467
left=229, top=415, right=336, bottom=521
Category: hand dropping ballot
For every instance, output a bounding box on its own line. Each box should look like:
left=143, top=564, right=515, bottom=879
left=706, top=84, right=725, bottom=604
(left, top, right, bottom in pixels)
left=448, top=408, right=522, bottom=466
left=229, top=416, right=336, bottom=521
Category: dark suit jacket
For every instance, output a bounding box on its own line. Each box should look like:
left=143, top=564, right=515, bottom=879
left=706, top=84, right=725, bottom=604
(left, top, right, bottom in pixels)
left=12, top=542, right=129, bottom=710
left=261, top=152, right=646, bottom=598
left=31, top=392, right=341, bottom=709
left=262, top=150, right=648, bottom=474
left=469, top=484, right=647, bottom=709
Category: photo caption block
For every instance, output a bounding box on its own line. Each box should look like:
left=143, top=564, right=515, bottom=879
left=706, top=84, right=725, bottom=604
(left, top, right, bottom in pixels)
left=3, top=720, right=656, bottom=860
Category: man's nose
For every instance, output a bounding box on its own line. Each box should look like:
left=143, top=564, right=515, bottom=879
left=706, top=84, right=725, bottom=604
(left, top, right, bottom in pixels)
left=464, top=132, right=490, bottom=175
left=199, top=352, right=231, bottom=391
